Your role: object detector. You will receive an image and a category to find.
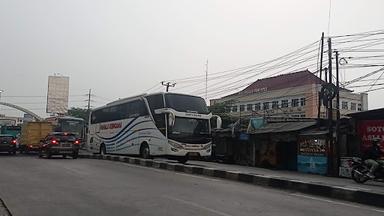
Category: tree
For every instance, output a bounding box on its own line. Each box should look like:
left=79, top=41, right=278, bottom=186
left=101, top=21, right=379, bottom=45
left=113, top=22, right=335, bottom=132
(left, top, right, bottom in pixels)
left=67, top=107, right=88, bottom=122
left=208, top=102, right=233, bottom=128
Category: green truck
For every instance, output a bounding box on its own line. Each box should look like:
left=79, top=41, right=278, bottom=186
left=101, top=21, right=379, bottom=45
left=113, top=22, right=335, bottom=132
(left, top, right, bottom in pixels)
left=0, top=125, right=21, bottom=137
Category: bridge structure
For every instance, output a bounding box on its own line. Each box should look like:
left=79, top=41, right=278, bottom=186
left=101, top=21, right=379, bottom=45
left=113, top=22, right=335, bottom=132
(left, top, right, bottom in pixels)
left=0, top=102, right=43, bottom=121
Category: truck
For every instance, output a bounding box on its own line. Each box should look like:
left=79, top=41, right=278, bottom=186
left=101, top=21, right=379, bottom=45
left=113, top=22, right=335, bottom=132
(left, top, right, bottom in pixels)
left=19, top=122, right=53, bottom=153
left=0, top=125, right=21, bottom=137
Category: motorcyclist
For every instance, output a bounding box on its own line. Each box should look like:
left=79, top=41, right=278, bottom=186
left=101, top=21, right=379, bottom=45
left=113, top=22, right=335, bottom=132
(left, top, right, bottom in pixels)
left=365, top=137, right=384, bottom=179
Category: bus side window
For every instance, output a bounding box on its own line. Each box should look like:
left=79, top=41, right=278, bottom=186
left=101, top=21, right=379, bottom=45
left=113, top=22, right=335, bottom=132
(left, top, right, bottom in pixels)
left=145, top=95, right=166, bottom=134
left=127, top=100, right=148, bottom=118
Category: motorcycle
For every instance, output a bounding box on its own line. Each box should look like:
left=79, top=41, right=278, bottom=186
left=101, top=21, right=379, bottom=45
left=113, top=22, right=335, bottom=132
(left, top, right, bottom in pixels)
left=351, top=157, right=384, bottom=184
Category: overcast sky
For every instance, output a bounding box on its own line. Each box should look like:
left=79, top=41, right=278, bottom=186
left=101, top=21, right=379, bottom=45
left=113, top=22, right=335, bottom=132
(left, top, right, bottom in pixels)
left=1, top=0, right=384, bottom=117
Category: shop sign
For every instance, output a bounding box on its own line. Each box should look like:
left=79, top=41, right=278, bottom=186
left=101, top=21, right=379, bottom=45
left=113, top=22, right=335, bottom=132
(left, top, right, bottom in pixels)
left=297, top=138, right=327, bottom=175
left=357, top=120, right=384, bottom=151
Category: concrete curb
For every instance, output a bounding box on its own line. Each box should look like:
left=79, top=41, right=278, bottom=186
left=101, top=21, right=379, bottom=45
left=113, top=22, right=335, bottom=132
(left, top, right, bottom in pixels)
left=0, top=198, right=12, bottom=216
left=79, top=153, right=384, bottom=208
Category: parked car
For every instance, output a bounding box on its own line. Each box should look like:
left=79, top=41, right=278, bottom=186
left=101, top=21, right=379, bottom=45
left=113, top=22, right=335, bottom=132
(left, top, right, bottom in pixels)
left=0, top=134, right=17, bottom=155
left=39, top=132, right=81, bottom=159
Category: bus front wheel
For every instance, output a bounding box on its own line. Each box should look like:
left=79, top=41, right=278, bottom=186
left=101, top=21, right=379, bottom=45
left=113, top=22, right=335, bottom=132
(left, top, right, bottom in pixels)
left=140, top=143, right=151, bottom=159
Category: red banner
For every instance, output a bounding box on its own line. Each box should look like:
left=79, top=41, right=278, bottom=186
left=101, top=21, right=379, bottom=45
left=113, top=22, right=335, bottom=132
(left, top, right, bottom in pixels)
left=357, top=120, right=384, bottom=151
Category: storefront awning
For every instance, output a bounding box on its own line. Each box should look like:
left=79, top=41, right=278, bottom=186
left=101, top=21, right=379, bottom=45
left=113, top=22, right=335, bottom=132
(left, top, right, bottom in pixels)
left=249, top=121, right=317, bottom=134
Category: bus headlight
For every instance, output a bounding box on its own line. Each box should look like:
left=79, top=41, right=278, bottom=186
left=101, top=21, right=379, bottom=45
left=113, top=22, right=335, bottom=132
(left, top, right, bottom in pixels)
left=169, top=140, right=184, bottom=149
left=202, top=143, right=212, bottom=150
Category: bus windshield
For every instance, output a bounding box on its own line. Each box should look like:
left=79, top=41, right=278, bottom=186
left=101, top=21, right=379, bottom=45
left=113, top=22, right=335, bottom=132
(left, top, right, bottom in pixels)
left=165, top=94, right=209, bottom=114
left=168, top=117, right=210, bottom=144
left=57, top=119, right=84, bottom=136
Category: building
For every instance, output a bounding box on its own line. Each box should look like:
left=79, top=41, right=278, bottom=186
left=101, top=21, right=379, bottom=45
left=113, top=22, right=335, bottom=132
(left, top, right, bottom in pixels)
left=46, top=75, right=70, bottom=114
left=210, top=70, right=368, bottom=118
left=0, top=115, right=24, bottom=126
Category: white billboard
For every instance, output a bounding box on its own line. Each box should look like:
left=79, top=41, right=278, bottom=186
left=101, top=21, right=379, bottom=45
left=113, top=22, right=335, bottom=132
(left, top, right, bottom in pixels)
left=46, top=75, right=69, bottom=114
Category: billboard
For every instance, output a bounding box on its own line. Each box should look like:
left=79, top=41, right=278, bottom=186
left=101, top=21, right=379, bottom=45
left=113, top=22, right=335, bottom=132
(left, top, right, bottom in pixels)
left=357, top=120, right=384, bottom=152
left=46, top=75, right=69, bottom=114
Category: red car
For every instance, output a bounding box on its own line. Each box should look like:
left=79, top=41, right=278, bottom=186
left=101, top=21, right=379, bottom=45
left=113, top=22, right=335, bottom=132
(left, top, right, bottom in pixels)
left=39, top=132, right=81, bottom=159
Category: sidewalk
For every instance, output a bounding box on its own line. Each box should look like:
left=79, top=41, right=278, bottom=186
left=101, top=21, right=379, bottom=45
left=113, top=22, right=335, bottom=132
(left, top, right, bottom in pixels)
left=173, top=160, right=384, bottom=194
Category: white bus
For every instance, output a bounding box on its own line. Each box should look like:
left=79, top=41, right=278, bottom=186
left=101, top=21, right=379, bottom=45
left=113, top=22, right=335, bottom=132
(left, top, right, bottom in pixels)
left=87, top=92, right=221, bottom=163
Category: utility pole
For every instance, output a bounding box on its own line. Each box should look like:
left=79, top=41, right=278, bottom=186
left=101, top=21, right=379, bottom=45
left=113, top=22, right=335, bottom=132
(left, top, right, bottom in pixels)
left=327, top=37, right=335, bottom=176
left=161, top=81, right=176, bottom=92
left=205, top=59, right=208, bottom=100
left=317, top=33, right=325, bottom=119
left=335, top=50, right=341, bottom=176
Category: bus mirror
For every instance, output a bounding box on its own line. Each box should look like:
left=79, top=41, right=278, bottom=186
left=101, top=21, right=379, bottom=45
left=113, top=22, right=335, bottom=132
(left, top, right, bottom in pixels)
left=212, top=115, right=222, bottom=129
left=154, top=109, right=165, bottom=114
left=168, top=113, right=176, bottom=127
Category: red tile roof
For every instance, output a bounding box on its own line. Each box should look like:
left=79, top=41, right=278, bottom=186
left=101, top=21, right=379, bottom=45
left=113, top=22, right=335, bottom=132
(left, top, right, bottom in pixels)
left=240, top=70, right=323, bottom=94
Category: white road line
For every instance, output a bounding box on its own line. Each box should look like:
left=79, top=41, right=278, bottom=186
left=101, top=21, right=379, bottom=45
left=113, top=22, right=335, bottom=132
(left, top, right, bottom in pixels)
left=290, top=193, right=384, bottom=213
left=164, top=195, right=233, bottom=216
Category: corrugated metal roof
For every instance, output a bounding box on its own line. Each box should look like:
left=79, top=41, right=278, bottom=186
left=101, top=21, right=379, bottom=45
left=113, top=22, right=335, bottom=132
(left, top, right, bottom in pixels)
left=249, top=121, right=317, bottom=134
left=241, top=70, right=323, bottom=94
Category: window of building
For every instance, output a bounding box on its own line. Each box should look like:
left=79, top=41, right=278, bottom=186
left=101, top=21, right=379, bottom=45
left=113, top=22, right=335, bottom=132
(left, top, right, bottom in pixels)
left=350, top=102, right=356, bottom=111
left=300, top=98, right=306, bottom=107
left=272, top=101, right=279, bottom=109
left=357, top=104, right=362, bottom=111
left=300, top=114, right=306, bottom=118
left=292, top=99, right=299, bottom=107
left=263, top=102, right=270, bottom=110
left=342, top=101, right=348, bottom=110
left=281, top=100, right=288, bottom=108
left=232, top=106, right=238, bottom=112
left=247, top=104, right=253, bottom=111
left=240, top=105, right=245, bottom=112
left=255, top=103, right=261, bottom=111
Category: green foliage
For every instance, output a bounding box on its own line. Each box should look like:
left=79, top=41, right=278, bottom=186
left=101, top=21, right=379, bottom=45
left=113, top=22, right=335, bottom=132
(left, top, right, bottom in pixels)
left=68, top=107, right=88, bottom=122
left=208, top=102, right=233, bottom=128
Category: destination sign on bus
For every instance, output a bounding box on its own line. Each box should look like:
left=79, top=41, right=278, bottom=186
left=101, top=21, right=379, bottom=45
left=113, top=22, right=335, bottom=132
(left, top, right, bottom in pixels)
left=99, top=122, right=123, bottom=130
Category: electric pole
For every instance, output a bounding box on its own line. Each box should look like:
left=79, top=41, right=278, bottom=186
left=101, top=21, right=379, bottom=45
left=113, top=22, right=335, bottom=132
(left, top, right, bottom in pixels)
left=327, top=37, right=335, bottom=176
left=317, top=32, right=325, bottom=119
left=161, top=81, right=176, bottom=92
left=335, top=50, right=341, bottom=177
left=205, top=59, right=208, bottom=100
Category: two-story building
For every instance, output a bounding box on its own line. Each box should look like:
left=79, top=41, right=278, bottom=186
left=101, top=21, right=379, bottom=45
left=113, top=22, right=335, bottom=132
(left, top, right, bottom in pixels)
left=210, top=70, right=368, bottom=118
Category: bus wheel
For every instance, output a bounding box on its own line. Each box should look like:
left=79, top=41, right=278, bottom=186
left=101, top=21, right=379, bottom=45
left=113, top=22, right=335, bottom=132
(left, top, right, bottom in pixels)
left=100, top=144, right=106, bottom=155
left=140, top=143, right=150, bottom=159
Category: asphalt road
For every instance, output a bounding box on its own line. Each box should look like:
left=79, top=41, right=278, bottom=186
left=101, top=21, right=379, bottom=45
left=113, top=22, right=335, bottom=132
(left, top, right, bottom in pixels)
left=0, top=154, right=383, bottom=216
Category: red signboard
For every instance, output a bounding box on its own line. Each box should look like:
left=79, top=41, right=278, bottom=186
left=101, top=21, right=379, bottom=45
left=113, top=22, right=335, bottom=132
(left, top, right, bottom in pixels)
left=357, top=120, right=384, bottom=151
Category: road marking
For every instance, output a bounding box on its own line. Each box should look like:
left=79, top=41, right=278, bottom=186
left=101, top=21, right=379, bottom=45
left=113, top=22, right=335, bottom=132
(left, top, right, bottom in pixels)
left=164, top=195, right=233, bottom=216
left=290, top=193, right=384, bottom=213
